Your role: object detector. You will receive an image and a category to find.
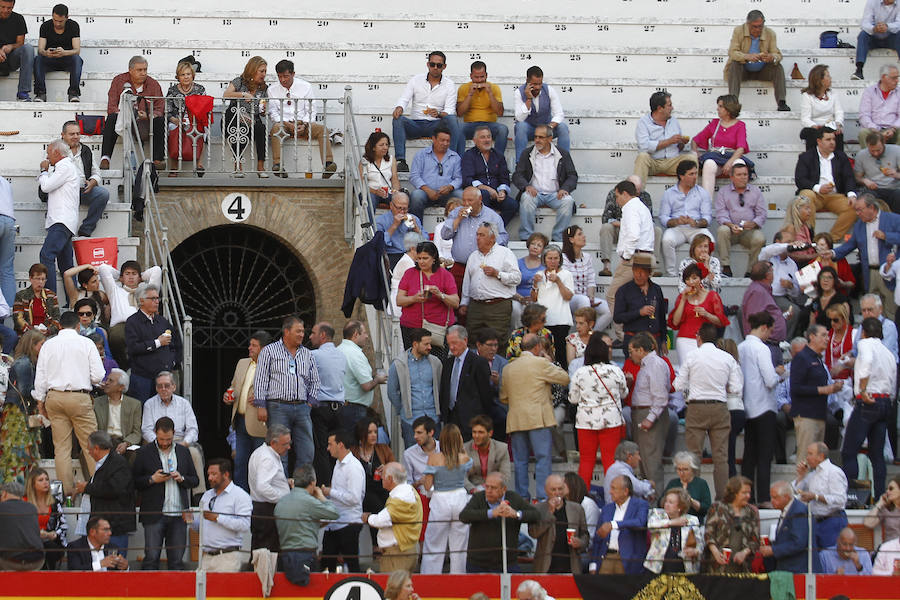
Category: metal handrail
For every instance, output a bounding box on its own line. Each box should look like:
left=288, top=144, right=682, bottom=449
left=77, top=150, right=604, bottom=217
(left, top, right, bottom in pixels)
left=120, top=89, right=193, bottom=401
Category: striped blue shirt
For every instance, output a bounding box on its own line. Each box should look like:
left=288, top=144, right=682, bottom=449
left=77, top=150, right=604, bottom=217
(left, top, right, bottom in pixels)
left=253, top=340, right=321, bottom=406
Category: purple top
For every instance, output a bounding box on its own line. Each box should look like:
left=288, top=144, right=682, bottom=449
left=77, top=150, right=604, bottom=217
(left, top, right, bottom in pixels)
left=859, top=84, right=900, bottom=130
left=741, top=280, right=786, bottom=342
left=714, top=183, right=767, bottom=228
left=692, top=119, right=748, bottom=152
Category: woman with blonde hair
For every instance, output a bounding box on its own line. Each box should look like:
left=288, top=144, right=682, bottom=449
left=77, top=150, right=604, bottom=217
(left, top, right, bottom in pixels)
left=24, top=467, right=67, bottom=569
left=420, top=424, right=472, bottom=574
left=0, top=330, right=46, bottom=479
left=644, top=487, right=702, bottom=573
left=782, top=196, right=816, bottom=267
left=165, top=59, right=207, bottom=175
left=384, top=570, right=419, bottom=600
left=223, top=56, right=269, bottom=176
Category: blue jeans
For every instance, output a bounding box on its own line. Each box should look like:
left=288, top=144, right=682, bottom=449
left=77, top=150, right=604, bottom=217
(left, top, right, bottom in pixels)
left=518, top=191, right=575, bottom=242
left=0, top=44, right=33, bottom=95
left=409, top=187, right=462, bottom=222
left=267, top=401, right=314, bottom=475
left=842, top=396, right=891, bottom=498
left=339, top=402, right=369, bottom=433
left=0, top=325, right=18, bottom=355
left=39, top=223, right=73, bottom=296
left=127, top=373, right=156, bottom=404
left=815, top=511, right=848, bottom=551
left=392, top=116, right=463, bottom=160
left=142, top=515, right=186, bottom=570
left=234, top=413, right=264, bottom=492
left=482, top=191, right=519, bottom=226
left=78, top=185, right=110, bottom=236
left=280, top=550, right=317, bottom=586
left=510, top=426, right=552, bottom=501
left=462, top=121, right=509, bottom=156
left=0, top=215, right=15, bottom=307
left=33, top=54, right=83, bottom=96
left=514, top=121, right=571, bottom=164
left=857, top=31, right=900, bottom=65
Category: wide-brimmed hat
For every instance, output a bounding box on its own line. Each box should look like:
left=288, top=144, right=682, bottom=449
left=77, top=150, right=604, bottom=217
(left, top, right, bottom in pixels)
left=632, top=253, right=653, bottom=269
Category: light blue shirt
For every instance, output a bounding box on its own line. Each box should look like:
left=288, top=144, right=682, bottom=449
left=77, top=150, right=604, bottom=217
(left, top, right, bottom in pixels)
left=311, top=342, right=346, bottom=404
left=409, top=146, right=462, bottom=191
left=819, top=545, right=873, bottom=575
left=425, top=457, right=473, bottom=491
left=745, top=37, right=764, bottom=72
left=375, top=211, right=425, bottom=255
left=851, top=316, right=899, bottom=363
left=387, top=350, right=437, bottom=424
left=441, top=204, right=508, bottom=263
left=339, top=339, right=375, bottom=407
left=659, top=184, right=712, bottom=227
left=635, top=113, right=683, bottom=159
left=192, top=481, right=252, bottom=551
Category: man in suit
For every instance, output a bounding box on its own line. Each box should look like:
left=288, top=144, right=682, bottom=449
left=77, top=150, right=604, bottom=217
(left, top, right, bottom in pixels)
left=529, top=474, right=589, bottom=574
left=124, top=283, right=180, bottom=402
left=223, top=330, right=270, bottom=492
left=133, top=416, right=199, bottom=570
left=93, top=368, right=142, bottom=461
left=440, top=325, right=492, bottom=441
left=464, top=415, right=511, bottom=492
left=831, top=193, right=900, bottom=315
left=592, top=475, right=649, bottom=575
left=758, top=480, right=819, bottom=573
left=75, top=431, right=135, bottom=554
left=459, top=471, right=539, bottom=572
left=501, top=334, right=569, bottom=501
left=67, top=517, right=129, bottom=571
left=795, top=127, right=859, bottom=239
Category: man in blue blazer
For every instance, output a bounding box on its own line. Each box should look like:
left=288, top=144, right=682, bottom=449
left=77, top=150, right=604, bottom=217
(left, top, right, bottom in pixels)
left=591, top=475, right=649, bottom=574
left=832, top=192, right=900, bottom=314
left=759, top=481, right=820, bottom=573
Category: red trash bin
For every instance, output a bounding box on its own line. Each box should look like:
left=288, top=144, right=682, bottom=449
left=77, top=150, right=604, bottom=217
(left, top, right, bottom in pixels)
left=73, top=237, right=119, bottom=268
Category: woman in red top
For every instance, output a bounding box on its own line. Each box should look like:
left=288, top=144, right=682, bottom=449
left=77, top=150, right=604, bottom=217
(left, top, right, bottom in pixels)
left=397, top=241, right=459, bottom=359
left=782, top=196, right=817, bottom=267
left=824, top=303, right=853, bottom=381
left=24, top=467, right=67, bottom=570
left=812, top=232, right=855, bottom=295
left=668, top=263, right=729, bottom=363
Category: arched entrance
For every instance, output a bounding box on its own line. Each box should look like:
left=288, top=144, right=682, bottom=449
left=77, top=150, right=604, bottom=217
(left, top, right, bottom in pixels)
left=171, top=224, right=317, bottom=459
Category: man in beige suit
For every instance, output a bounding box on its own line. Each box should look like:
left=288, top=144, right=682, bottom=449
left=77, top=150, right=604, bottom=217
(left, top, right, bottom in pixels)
left=530, top=474, right=589, bottom=573
left=500, top=334, right=569, bottom=501
left=93, top=368, right=142, bottom=459
left=224, top=330, right=271, bottom=492
left=464, top=414, right=511, bottom=492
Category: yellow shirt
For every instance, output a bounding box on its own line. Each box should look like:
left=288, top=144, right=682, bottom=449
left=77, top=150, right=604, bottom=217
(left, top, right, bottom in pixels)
left=457, top=82, right=502, bottom=123
left=238, top=360, right=257, bottom=415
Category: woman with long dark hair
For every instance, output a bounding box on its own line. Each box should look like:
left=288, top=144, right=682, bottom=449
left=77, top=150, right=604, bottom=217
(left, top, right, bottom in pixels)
left=799, top=64, right=844, bottom=152
left=396, top=241, right=459, bottom=359
left=361, top=131, right=400, bottom=208
left=562, top=225, right=612, bottom=331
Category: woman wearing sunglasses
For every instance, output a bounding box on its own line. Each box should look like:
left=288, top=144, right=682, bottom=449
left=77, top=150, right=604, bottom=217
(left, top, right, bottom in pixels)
left=74, top=297, right=112, bottom=359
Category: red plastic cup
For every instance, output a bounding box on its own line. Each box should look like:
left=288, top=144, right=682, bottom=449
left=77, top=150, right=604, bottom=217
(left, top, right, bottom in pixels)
left=761, top=535, right=770, bottom=546
left=226, top=387, right=234, bottom=403
left=566, top=528, right=576, bottom=545
left=722, top=547, right=732, bottom=562
left=373, top=471, right=381, bottom=481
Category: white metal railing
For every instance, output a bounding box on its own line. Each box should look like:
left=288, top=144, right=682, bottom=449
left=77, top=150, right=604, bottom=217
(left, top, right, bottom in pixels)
left=119, top=86, right=193, bottom=400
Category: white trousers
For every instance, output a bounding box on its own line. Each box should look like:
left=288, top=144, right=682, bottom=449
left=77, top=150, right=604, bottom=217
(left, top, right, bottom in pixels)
left=570, top=294, right=613, bottom=332
left=661, top=226, right=712, bottom=275
left=420, top=488, right=470, bottom=574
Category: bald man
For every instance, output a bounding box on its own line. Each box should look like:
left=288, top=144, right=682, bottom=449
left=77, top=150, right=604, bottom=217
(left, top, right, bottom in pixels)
left=529, top=474, right=589, bottom=573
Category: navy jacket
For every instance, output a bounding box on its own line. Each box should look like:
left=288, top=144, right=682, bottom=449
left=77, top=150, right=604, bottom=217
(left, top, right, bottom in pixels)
left=789, top=345, right=830, bottom=420
left=341, top=231, right=389, bottom=317
left=592, top=496, right=649, bottom=575
left=439, top=350, right=493, bottom=441
left=461, top=147, right=510, bottom=190
left=124, top=310, right=180, bottom=379
left=66, top=537, right=125, bottom=571
left=133, top=442, right=199, bottom=525
left=834, top=209, right=900, bottom=288
left=85, top=451, right=136, bottom=536
left=769, top=499, right=820, bottom=573
left=794, top=148, right=857, bottom=196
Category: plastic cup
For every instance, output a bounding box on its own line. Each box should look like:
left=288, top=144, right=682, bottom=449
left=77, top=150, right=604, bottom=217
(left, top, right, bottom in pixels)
left=722, top=547, right=732, bottom=562
left=761, top=535, right=770, bottom=546
left=566, top=528, right=576, bottom=545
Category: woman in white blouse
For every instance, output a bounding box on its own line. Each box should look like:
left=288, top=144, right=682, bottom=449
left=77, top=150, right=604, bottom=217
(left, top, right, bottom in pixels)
left=562, top=225, right=612, bottom=332
left=531, top=245, right=574, bottom=366
left=799, top=65, right=844, bottom=153
left=360, top=131, right=400, bottom=211
left=568, top=333, right=627, bottom=489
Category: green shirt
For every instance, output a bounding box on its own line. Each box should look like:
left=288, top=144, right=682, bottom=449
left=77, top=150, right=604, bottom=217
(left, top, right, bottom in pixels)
left=664, top=476, right=712, bottom=523
left=339, top=339, right=375, bottom=407
left=274, top=488, right=339, bottom=550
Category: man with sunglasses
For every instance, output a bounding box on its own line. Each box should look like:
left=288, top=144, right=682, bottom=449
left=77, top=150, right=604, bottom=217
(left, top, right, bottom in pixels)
left=392, top=51, right=462, bottom=172
left=714, top=160, right=766, bottom=278
left=124, top=283, right=180, bottom=402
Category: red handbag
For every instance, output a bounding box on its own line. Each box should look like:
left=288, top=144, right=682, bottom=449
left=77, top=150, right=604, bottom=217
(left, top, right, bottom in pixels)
left=167, top=125, right=204, bottom=161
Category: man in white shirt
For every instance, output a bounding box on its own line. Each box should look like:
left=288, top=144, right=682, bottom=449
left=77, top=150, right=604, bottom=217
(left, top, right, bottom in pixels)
left=403, top=416, right=440, bottom=495
left=460, top=220, right=521, bottom=347
left=37, top=138, right=79, bottom=299
left=321, top=430, right=365, bottom=572
left=738, top=311, right=785, bottom=506
left=33, top=310, right=105, bottom=494
left=248, top=424, right=292, bottom=552
left=793, top=441, right=849, bottom=550
left=758, top=230, right=804, bottom=339
left=842, top=317, right=897, bottom=498
left=674, top=323, right=743, bottom=499
left=513, top=65, right=570, bottom=163
left=606, top=179, right=657, bottom=342
left=189, top=458, right=252, bottom=573
left=363, top=462, right=422, bottom=573
left=267, top=60, right=336, bottom=179
left=391, top=51, right=462, bottom=171
left=98, top=260, right=162, bottom=370
left=511, top=124, right=578, bottom=242
left=61, top=120, right=109, bottom=236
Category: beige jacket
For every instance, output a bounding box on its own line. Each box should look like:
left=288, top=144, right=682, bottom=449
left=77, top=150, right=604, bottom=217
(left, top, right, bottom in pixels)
left=724, top=23, right=783, bottom=78
left=499, top=351, right=569, bottom=433
left=230, top=357, right=267, bottom=438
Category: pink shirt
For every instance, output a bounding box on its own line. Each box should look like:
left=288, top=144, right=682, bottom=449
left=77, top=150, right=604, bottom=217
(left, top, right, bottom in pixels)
left=692, top=118, right=749, bottom=153
left=398, top=267, right=458, bottom=329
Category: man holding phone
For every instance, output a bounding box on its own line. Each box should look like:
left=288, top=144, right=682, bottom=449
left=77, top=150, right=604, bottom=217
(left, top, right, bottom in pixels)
left=34, top=3, right=82, bottom=102
left=513, top=65, right=570, bottom=164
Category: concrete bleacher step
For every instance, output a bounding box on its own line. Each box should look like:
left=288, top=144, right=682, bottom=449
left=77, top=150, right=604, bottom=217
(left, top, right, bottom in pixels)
left=11, top=202, right=133, bottom=237
left=4, top=169, right=125, bottom=204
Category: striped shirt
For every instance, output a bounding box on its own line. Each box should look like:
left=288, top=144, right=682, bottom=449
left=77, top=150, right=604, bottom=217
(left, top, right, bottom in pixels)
left=253, top=340, right=321, bottom=406
left=562, top=252, right=596, bottom=296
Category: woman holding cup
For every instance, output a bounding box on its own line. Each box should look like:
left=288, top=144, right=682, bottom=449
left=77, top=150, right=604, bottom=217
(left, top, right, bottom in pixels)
left=530, top=245, right=574, bottom=367
left=644, top=488, right=702, bottom=574
left=703, top=475, right=760, bottom=573
left=667, top=263, right=729, bottom=363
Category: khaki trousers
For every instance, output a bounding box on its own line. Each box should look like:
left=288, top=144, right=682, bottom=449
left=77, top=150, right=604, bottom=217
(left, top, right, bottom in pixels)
left=726, top=62, right=786, bottom=103
left=378, top=543, right=419, bottom=573
left=793, top=416, right=826, bottom=457
left=598, top=224, right=663, bottom=269
left=632, top=406, right=669, bottom=496
left=607, top=257, right=634, bottom=342
left=466, top=298, right=512, bottom=349
left=633, top=152, right=697, bottom=183
left=715, top=226, right=766, bottom=270
left=201, top=550, right=243, bottom=572
left=685, top=402, right=731, bottom=499
left=869, top=268, right=899, bottom=316
left=270, top=121, right=333, bottom=165
left=798, top=189, right=858, bottom=240
left=45, top=390, right=98, bottom=495
left=599, top=552, right=625, bottom=574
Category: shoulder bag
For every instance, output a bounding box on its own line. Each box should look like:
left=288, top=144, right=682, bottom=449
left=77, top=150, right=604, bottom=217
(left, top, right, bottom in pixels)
left=420, top=270, right=451, bottom=348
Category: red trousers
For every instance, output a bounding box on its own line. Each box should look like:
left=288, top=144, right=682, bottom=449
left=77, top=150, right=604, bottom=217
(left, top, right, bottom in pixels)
left=577, top=426, right=625, bottom=489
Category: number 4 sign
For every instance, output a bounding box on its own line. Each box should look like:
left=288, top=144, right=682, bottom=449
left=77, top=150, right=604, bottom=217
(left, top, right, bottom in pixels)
left=324, top=577, right=384, bottom=600
left=221, top=193, right=251, bottom=222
